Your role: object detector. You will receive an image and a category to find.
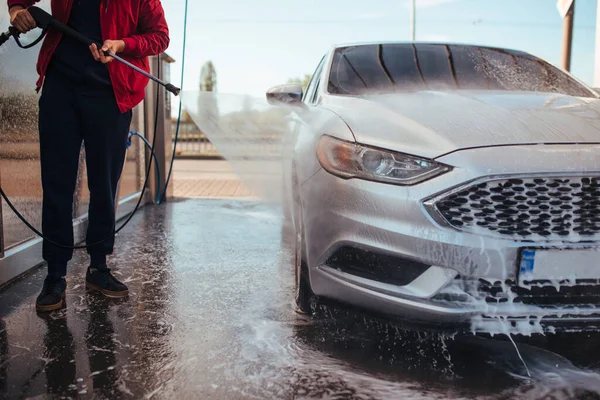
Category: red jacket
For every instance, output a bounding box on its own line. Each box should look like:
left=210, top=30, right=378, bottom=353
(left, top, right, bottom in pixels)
left=7, top=0, right=170, bottom=113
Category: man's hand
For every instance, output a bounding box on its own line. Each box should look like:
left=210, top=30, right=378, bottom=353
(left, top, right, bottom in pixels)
left=89, top=40, right=126, bottom=64
left=9, top=6, right=37, bottom=33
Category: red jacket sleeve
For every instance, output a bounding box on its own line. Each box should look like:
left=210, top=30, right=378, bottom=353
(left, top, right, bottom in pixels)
left=121, top=0, right=170, bottom=58
left=7, top=0, right=38, bottom=11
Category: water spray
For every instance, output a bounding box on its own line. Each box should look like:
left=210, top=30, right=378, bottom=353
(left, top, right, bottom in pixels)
left=0, top=3, right=188, bottom=249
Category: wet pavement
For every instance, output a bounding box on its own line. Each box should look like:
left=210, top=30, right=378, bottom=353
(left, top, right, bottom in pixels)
left=2, top=199, right=600, bottom=399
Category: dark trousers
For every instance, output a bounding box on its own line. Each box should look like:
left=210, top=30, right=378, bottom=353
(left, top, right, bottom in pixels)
left=38, top=70, right=132, bottom=277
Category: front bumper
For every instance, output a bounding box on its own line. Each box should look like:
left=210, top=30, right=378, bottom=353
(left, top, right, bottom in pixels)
left=300, top=144, right=600, bottom=333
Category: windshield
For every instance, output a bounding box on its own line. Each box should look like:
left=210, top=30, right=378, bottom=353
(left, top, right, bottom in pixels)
left=328, top=43, right=596, bottom=98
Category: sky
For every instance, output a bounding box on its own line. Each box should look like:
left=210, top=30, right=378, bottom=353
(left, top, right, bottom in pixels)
left=160, top=0, right=599, bottom=107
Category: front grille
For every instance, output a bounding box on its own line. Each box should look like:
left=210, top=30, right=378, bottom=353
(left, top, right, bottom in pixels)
left=434, top=176, right=600, bottom=240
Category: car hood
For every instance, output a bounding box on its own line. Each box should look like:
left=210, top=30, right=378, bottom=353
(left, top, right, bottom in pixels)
left=321, top=90, right=600, bottom=159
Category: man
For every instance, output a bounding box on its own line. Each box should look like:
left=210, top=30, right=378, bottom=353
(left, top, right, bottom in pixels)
left=8, top=0, right=169, bottom=311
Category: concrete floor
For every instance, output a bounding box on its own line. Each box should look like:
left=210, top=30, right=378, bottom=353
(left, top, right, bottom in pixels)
left=2, top=199, right=600, bottom=399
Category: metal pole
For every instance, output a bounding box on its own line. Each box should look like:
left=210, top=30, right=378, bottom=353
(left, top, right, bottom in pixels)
left=594, top=0, right=600, bottom=86
left=144, top=56, right=158, bottom=204
left=410, top=0, right=416, bottom=41
left=561, top=0, right=575, bottom=71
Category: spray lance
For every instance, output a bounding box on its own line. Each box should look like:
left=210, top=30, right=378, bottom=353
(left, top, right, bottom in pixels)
left=0, top=5, right=186, bottom=250
left=0, top=6, right=181, bottom=95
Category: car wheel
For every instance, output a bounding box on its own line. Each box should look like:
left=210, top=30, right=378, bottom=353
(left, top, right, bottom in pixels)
left=292, top=172, right=315, bottom=315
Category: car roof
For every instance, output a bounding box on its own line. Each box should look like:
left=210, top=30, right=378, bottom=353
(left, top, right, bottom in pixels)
left=328, top=41, right=529, bottom=56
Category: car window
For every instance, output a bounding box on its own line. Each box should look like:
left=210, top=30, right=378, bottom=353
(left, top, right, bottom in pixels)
left=451, top=45, right=493, bottom=89
left=415, top=44, right=455, bottom=89
left=303, top=56, right=326, bottom=104
left=471, top=48, right=542, bottom=92
left=327, top=43, right=596, bottom=98
left=310, top=71, right=323, bottom=104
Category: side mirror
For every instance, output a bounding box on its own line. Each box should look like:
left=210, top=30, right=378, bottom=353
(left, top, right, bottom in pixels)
left=266, top=84, right=303, bottom=106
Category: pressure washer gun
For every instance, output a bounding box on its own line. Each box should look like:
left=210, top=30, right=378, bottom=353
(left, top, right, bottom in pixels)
left=0, top=6, right=181, bottom=96
left=0, top=27, right=17, bottom=47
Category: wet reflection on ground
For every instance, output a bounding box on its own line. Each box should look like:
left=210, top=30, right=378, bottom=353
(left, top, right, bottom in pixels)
left=1, top=199, right=600, bottom=399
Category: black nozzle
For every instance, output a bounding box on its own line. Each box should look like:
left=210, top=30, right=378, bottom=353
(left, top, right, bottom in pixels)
left=165, top=83, right=181, bottom=96
left=0, top=30, right=13, bottom=47
left=27, top=6, right=52, bottom=29
left=0, top=26, right=19, bottom=47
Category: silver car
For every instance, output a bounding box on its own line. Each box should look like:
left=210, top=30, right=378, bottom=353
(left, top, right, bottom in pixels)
left=268, top=42, right=600, bottom=335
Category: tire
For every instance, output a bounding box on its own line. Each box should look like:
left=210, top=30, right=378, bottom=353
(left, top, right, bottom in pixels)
left=292, top=171, right=315, bottom=314
left=294, top=226, right=314, bottom=314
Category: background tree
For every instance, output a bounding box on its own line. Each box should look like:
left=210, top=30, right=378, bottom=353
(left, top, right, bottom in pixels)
left=287, top=74, right=312, bottom=91
left=196, top=61, right=219, bottom=143
left=180, top=109, right=193, bottom=122
left=200, top=61, right=217, bottom=92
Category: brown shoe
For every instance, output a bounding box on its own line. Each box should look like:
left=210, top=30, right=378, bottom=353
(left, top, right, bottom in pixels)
left=85, top=267, right=129, bottom=298
left=36, top=277, right=66, bottom=312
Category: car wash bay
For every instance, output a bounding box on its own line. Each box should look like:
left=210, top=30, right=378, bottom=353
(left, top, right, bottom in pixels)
left=2, top=193, right=600, bottom=399
left=2, top=29, right=600, bottom=400
left=2, top=79, right=600, bottom=400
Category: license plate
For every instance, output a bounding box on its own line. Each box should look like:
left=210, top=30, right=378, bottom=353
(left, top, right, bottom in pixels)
left=519, top=248, right=600, bottom=283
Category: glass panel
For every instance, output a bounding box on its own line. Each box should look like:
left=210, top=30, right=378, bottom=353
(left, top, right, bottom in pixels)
left=0, top=3, right=49, bottom=249
left=0, top=1, right=146, bottom=250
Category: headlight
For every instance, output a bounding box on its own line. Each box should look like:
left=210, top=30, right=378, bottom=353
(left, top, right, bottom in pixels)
left=316, top=135, right=451, bottom=185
